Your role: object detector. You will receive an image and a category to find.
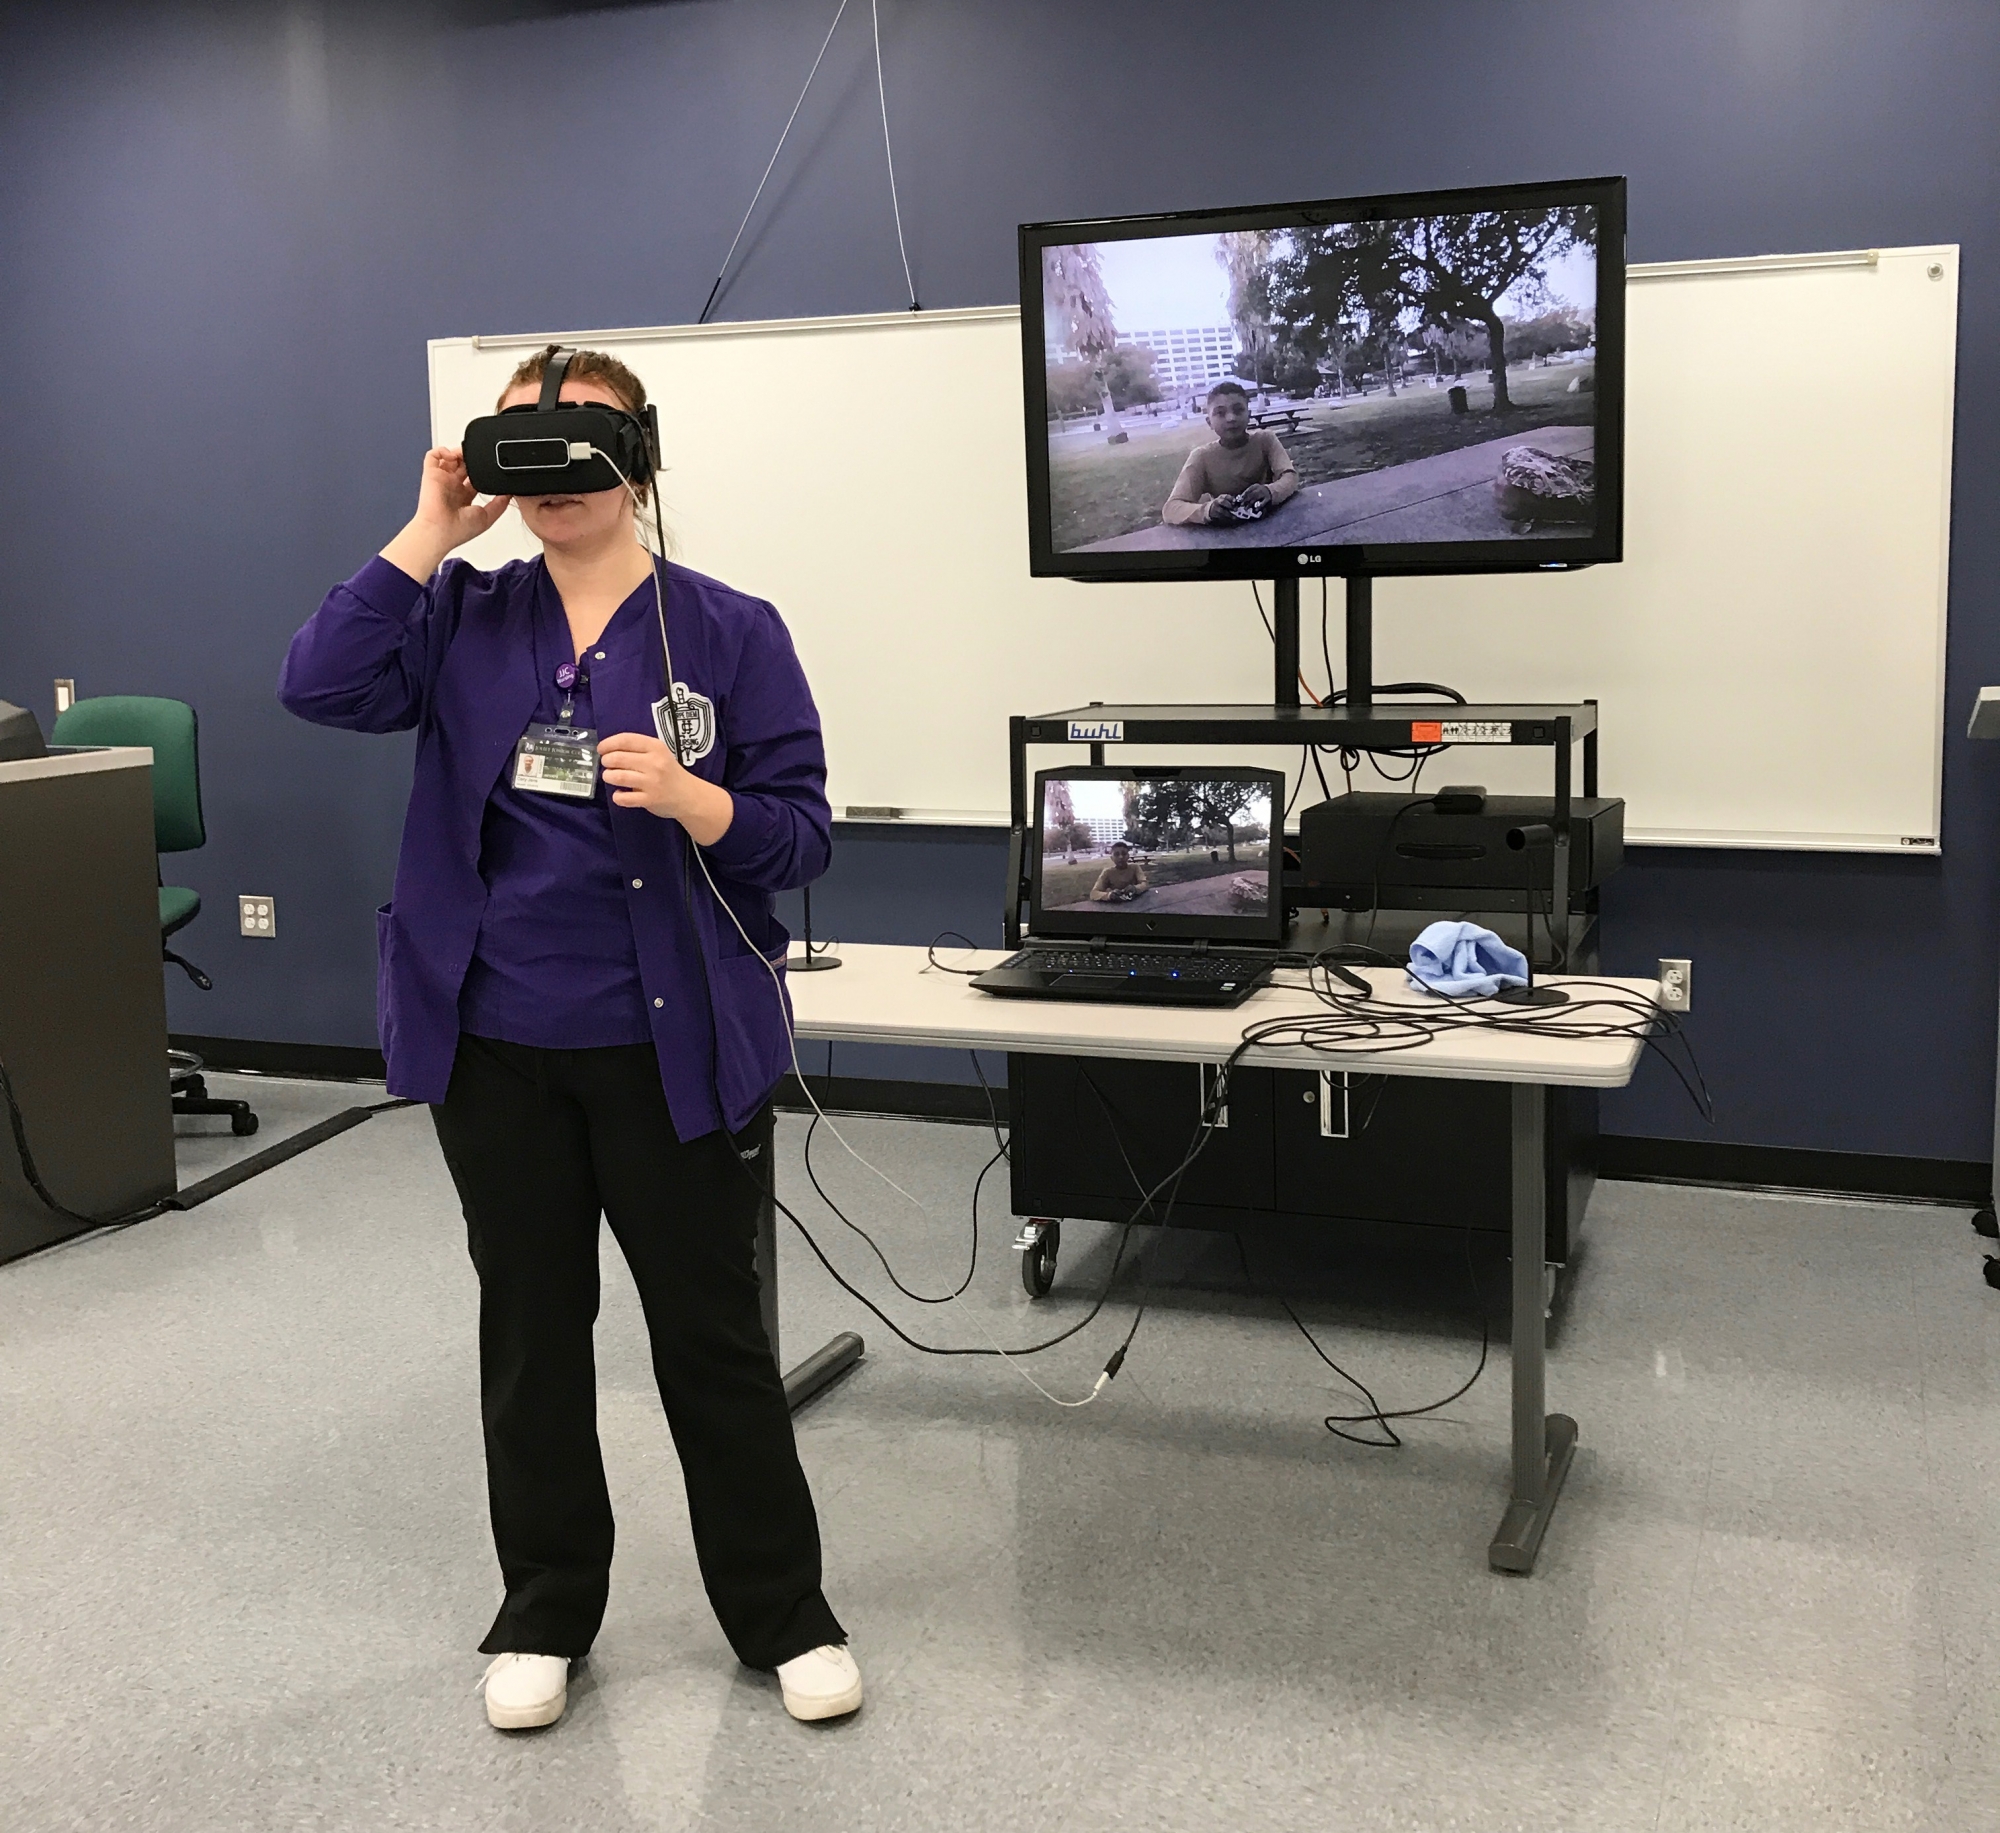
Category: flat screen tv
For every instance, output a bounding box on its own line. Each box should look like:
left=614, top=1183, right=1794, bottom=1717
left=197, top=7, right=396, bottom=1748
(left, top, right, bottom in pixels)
left=1019, top=174, right=1625, bottom=582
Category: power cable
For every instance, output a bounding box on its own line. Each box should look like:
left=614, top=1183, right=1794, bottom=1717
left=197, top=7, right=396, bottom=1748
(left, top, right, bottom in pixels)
left=602, top=485, right=1714, bottom=1417
left=869, top=0, right=919, bottom=310
left=1250, top=582, right=1322, bottom=705
left=696, top=0, right=851, bottom=325
left=0, top=1058, right=169, bottom=1233
left=696, top=0, right=918, bottom=324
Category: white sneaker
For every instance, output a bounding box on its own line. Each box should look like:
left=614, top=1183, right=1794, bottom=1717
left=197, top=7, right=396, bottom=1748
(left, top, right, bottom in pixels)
left=481, top=1652, right=569, bottom=1729
left=776, top=1643, right=863, bottom=1721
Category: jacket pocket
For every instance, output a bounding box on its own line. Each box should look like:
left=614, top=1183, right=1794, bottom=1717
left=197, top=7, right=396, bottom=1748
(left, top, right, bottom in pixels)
left=711, top=949, right=793, bottom=1119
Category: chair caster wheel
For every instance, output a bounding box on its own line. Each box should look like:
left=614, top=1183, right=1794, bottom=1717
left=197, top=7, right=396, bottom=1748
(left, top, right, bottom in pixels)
left=1020, top=1220, right=1059, bottom=1298
left=231, top=1112, right=259, bottom=1137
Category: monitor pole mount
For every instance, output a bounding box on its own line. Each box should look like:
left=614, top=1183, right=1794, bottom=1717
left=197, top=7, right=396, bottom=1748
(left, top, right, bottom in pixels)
left=1271, top=574, right=1373, bottom=707
left=786, top=882, right=842, bottom=972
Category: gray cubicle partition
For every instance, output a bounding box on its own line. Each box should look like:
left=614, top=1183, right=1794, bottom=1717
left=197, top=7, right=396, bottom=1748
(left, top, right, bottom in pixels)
left=0, top=750, right=176, bottom=1260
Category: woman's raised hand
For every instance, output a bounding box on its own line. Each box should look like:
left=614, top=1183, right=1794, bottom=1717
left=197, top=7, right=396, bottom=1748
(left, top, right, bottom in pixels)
left=598, top=732, right=736, bottom=844
left=380, top=447, right=513, bottom=584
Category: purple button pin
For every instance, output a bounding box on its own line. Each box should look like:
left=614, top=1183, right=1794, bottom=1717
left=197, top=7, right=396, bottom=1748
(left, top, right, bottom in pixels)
left=554, top=662, right=579, bottom=691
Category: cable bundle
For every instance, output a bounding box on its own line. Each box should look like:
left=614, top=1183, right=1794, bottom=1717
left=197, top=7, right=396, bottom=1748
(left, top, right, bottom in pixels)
left=1244, top=956, right=1712, bottom=1120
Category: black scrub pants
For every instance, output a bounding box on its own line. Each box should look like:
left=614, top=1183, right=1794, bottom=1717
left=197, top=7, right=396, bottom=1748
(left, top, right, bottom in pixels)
left=430, top=1034, right=844, bottom=1668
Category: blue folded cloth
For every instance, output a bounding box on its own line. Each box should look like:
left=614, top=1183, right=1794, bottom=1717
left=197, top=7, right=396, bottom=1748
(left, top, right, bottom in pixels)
left=1406, top=921, right=1531, bottom=997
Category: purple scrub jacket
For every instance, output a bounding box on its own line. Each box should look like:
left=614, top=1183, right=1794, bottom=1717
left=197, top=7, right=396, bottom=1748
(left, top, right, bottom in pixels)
left=279, top=553, right=831, bottom=1139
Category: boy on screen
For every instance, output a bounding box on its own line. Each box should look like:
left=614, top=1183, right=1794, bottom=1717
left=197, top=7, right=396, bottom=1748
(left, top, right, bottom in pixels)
left=1088, top=842, right=1149, bottom=902
left=1162, top=382, right=1299, bottom=527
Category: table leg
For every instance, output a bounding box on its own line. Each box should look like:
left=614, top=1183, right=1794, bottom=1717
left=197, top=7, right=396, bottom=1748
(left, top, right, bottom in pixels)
left=754, top=1166, right=864, bottom=1412
left=1488, top=1081, right=1578, bottom=1574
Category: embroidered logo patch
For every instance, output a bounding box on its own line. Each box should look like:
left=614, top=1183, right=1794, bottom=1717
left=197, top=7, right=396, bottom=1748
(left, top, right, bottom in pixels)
left=652, top=684, right=717, bottom=763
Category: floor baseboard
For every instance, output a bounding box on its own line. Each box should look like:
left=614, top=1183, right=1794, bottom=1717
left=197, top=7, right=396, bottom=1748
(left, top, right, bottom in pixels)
left=172, top=1035, right=387, bottom=1083
left=1596, top=1134, right=1986, bottom=1207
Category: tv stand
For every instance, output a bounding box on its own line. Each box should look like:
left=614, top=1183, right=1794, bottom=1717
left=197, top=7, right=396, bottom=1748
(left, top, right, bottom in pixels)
left=1004, top=697, right=1600, bottom=950
left=1270, top=574, right=1375, bottom=706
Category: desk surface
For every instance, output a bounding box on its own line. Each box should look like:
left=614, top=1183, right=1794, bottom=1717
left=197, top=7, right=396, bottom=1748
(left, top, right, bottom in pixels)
left=788, top=944, right=1659, bottom=1090
left=0, top=746, right=152, bottom=787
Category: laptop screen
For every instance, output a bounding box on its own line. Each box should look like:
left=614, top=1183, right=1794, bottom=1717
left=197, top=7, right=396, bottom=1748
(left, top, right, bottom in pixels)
left=1029, top=765, right=1284, bottom=944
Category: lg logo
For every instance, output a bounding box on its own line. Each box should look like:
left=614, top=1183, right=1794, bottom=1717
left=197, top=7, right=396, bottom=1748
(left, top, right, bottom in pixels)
left=1298, top=553, right=1323, bottom=566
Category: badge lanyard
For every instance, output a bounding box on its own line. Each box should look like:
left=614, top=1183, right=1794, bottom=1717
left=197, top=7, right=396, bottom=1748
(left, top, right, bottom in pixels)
left=513, top=655, right=601, bottom=800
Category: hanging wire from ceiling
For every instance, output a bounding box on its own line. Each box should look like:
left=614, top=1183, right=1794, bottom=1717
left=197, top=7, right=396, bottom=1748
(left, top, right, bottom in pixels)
left=697, top=0, right=919, bottom=324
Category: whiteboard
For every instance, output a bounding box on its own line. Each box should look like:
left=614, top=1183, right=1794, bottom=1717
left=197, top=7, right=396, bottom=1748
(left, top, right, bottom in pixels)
left=429, top=243, right=1957, bottom=851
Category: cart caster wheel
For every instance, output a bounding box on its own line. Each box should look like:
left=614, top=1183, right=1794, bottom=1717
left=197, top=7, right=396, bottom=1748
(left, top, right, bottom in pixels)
left=1984, top=1255, right=2000, bottom=1291
left=231, top=1112, right=259, bottom=1137
left=1974, top=1207, right=1999, bottom=1240
left=1021, top=1221, right=1060, bottom=1298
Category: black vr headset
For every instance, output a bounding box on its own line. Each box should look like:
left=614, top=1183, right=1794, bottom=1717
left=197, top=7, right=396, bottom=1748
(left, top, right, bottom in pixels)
left=461, top=347, right=659, bottom=497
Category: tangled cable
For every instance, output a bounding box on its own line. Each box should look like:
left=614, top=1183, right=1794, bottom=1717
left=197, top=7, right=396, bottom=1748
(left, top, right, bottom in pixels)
left=1251, top=955, right=1713, bottom=1121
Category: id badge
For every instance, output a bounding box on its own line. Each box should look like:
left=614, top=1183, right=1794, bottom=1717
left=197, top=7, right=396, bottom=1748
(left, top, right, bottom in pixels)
left=512, top=724, right=599, bottom=798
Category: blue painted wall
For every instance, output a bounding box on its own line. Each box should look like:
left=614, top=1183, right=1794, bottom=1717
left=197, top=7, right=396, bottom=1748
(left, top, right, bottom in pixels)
left=3, top=0, right=1996, bottom=1157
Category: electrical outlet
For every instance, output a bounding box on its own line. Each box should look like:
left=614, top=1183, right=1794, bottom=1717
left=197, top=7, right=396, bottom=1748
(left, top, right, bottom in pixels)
left=239, top=895, right=276, bottom=938
left=1657, top=957, right=1691, bottom=1012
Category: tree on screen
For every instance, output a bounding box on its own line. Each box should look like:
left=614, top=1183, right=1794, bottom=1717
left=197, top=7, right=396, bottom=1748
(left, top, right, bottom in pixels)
left=1045, top=360, right=1101, bottom=419
left=1419, top=322, right=1448, bottom=382
left=1044, top=780, right=1098, bottom=855
left=1435, top=319, right=1485, bottom=379
left=1191, top=780, right=1264, bottom=861
left=1376, top=311, right=1407, bottom=397
left=1105, top=344, right=1161, bottom=409
left=1504, top=308, right=1595, bottom=362
left=1129, top=781, right=1262, bottom=862
left=1269, top=209, right=1591, bottom=412
left=1217, top=230, right=1279, bottom=392
left=1128, top=781, right=1197, bottom=850
left=1044, top=779, right=1083, bottom=856
left=1048, top=345, right=1159, bottom=417
left=1317, top=318, right=1365, bottom=398
left=1044, top=245, right=1130, bottom=443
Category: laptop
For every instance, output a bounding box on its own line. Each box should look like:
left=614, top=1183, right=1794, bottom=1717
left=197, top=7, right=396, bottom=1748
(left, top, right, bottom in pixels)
left=971, top=764, right=1283, bottom=1008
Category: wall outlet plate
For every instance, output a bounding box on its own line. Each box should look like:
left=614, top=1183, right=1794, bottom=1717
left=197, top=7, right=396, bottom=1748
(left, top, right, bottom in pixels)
left=239, top=895, right=276, bottom=938
left=1657, top=957, right=1691, bottom=1012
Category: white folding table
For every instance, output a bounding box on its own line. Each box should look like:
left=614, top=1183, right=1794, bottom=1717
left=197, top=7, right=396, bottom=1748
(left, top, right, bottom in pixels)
left=769, top=943, right=1661, bottom=1575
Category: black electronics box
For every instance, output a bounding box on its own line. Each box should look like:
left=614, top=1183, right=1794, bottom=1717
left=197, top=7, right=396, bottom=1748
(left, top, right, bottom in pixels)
left=0, top=700, right=46, bottom=764
left=1297, top=791, right=1624, bottom=912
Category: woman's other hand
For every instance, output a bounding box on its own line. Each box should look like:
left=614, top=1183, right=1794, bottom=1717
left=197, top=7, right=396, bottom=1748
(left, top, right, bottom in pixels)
left=599, top=732, right=735, bottom=844
left=380, top=448, right=514, bottom=583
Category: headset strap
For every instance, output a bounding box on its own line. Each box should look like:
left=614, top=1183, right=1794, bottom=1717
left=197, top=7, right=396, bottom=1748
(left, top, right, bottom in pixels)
left=537, top=347, right=574, bottom=410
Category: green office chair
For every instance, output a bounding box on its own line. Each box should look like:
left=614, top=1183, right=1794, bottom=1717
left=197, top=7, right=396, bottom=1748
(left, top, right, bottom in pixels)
left=51, top=695, right=257, bottom=1136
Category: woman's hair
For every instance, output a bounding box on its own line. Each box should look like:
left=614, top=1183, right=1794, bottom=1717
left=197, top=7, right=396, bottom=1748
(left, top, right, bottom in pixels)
left=498, top=343, right=663, bottom=525
left=498, top=342, right=647, bottom=417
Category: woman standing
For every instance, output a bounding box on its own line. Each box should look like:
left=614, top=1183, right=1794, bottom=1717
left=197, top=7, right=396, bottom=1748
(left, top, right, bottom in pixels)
left=280, top=346, right=858, bottom=1731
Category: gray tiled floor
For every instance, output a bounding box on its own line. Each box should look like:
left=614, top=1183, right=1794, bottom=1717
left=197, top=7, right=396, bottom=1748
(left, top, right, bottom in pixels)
left=167, top=1070, right=383, bottom=1185
left=1, top=1102, right=1994, bottom=1831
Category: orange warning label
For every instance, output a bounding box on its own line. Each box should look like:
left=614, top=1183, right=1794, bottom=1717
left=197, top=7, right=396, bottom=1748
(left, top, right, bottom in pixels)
left=1410, top=721, right=1444, bottom=743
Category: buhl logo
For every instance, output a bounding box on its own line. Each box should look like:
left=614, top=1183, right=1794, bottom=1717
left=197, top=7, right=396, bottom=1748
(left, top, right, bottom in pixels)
left=1066, top=719, right=1125, bottom=743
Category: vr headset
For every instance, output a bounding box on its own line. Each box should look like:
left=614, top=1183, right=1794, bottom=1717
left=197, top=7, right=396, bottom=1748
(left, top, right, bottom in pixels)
left=461, top=346, right=659, bottom=497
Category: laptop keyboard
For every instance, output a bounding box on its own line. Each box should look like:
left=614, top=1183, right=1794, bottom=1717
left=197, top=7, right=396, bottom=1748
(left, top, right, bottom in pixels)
left=1003, top=950, right=1248, bottom=980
